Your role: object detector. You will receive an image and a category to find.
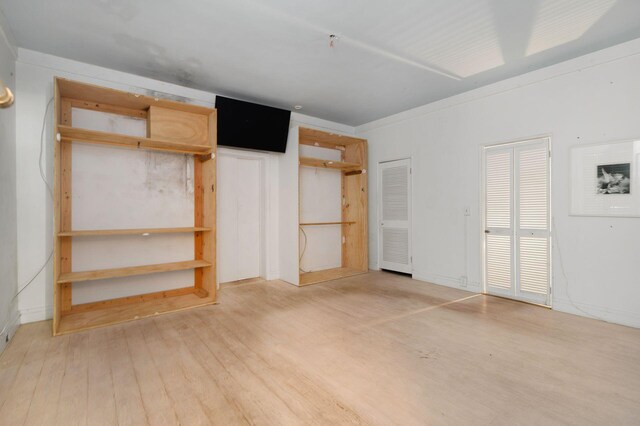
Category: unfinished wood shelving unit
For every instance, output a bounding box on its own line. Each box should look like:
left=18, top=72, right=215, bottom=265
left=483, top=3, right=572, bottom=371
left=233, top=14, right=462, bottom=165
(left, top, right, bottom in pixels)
left=297, top=127, right=368, bottom=286
left=53, top=78, right=217, bottom=335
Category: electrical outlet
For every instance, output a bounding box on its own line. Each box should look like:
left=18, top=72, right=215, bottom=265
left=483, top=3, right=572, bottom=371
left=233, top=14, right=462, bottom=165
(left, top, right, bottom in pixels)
left=460, top=276, right=468, bottom=287
left=464, top=206, right=471, bottom=216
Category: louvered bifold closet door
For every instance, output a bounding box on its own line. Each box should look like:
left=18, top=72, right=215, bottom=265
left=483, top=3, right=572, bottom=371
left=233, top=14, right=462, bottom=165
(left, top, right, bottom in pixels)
left=379, top=159, right=412, bottom=273
left=515, top=140, right=550, bottom=305
left=484, top=148, right=514, bottom=296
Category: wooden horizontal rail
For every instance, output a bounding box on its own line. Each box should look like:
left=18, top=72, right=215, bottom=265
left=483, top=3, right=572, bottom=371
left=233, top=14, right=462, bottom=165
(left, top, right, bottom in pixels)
left=299, top=127, right=366, bottom=148
left=58, top=227, right=211, bottom=237
left=67, top=286, right=209, bottom=315
left=57, top=78, right=215, bottom=116
left=56, top=291, right=215, bottom=335
left=300, top=222, right=356, bottom=226
left=58, top=125, right=212, bottom=155
left=299, top=156, right=361, bottom=172
left=57, top=260, right=211, bottom=284
left=299, top=267, right=367, bottom=286
left=67, top=98, right=148, bottom=119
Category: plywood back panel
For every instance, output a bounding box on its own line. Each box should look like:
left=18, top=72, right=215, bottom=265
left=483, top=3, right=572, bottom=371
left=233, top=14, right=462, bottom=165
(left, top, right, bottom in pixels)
left=148, top=106, right=209, bottom=146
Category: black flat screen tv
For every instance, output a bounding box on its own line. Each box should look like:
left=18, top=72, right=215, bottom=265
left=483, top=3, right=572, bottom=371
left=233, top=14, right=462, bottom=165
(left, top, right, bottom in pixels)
left=215, top=96, right=291, bottom=153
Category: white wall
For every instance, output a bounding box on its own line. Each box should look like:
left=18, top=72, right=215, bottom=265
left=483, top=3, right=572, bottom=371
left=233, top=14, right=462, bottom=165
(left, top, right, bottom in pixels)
left=0, top=16, right=19, bottom=352
left=357, top=38, right=640, bottom=328
left=299, top=144, right=343, bottom=272
left=15, top=49, right=354, bottom=322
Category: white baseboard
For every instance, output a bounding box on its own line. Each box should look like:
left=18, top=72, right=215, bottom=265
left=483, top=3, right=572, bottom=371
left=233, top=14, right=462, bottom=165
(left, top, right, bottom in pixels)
left=553, top=298, right=640, bottom=329
left=0, top=302, right=21, bottom=354
left=19, top=305, right=52, bottom=324
left=412, top=271, right=481, bottom=292
left=413, top=271, right=481, bottom=293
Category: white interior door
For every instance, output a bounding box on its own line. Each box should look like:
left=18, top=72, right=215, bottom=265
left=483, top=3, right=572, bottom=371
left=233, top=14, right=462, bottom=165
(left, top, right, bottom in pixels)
left=378, top=159, right=412, bottom=274
left=483, top=139, right=550, bottom=305
left=218, top=155, right=261, bottom=283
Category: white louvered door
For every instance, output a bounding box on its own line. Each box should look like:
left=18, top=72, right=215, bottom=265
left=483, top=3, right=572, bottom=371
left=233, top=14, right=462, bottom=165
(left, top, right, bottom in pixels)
left=379, top=159, right=412, bottom=273
left=484, top=139, right=550, bottom=305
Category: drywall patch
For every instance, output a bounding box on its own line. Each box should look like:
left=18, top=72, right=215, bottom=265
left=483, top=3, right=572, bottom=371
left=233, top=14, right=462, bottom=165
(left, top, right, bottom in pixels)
left=144, top=152, right=194, bottom=196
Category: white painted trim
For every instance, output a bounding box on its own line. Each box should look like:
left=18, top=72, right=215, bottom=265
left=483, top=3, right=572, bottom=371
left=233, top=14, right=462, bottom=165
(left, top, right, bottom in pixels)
left=356, top=38, right=640, bottom=134
left=19, top=304, right=53, bottom=324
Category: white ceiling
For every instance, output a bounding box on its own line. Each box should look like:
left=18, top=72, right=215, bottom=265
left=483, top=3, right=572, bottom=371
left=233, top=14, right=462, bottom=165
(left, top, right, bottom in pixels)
left=2, top=0, right=639, bottom=125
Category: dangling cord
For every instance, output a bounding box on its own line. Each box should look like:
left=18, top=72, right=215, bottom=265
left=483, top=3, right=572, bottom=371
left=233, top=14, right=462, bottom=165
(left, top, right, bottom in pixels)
left=299, top=226, right=309, bottom=273
left=0, top=98, right=54, bottom=339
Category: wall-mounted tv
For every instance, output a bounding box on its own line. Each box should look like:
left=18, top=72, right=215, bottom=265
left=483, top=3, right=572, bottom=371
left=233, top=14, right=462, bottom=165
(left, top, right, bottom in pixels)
left=215, top=96, right=291, bottom=153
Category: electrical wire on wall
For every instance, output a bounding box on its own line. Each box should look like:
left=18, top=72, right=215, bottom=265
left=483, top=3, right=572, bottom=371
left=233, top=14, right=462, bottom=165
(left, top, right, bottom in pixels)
left=551, top=217, right=606, bottom=323
left=0, top=97, right=54, bottom=340
left=299, top=226, right=309, bottom=273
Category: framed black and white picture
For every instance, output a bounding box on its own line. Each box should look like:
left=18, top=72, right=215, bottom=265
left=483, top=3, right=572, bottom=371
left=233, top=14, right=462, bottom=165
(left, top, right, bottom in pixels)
left=596, top=163, right=631, bottom=194
left=571, top=139, right=640, bottom=217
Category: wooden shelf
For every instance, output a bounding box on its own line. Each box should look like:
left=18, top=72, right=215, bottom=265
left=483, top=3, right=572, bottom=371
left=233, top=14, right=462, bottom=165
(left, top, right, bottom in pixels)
left=58, top=227, right=211, bottom=237
left=299, top=267, right=367, bottom=286
left=58, top=125, right=212, bottom=155
left=300, top=222, right=355, bottom=226
left=53, top=77, right=217, bottom=336
left=57, top=291, right=216, bottom=335
left=57, top=260, right=211, bottom=284
left=299, top=156, right=361, bottom=172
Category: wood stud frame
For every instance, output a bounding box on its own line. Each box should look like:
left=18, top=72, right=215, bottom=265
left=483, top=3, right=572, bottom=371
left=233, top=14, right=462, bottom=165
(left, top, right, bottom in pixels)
left=298, top=127, right=368, bottom=286
left=53, top=78, right=217, bottom=335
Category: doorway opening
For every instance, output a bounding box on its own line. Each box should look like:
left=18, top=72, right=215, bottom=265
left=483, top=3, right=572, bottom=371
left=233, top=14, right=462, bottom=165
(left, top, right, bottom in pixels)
left=378, top=158, right=412, bottom=274
left=482, top=138, right=551, bottom=306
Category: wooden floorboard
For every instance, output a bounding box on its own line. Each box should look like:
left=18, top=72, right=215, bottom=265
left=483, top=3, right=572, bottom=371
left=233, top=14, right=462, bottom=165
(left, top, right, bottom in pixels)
left=1, top=271, right=639, bottom=425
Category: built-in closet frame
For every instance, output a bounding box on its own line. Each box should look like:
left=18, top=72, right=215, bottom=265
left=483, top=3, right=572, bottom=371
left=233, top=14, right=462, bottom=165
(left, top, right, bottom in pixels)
left=297, top=127, right=368, bottom=285
left=52, top=78, right=217, bottom=335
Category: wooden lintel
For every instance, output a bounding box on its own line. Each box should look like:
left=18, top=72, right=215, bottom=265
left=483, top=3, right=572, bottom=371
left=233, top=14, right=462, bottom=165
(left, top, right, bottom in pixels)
left=66, top=98, right=148, bottom=119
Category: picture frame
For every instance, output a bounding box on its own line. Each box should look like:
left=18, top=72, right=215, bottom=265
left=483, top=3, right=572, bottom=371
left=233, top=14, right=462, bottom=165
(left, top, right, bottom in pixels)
left=570, top=139, right=640, bottom=217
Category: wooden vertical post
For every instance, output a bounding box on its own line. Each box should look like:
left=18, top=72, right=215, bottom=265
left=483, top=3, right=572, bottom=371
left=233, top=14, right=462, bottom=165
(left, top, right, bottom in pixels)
left=53, top=79, right=62, bottom=334
left=342, top=141, right=368, bottom=271
left=59, top=99, right=73, bottom=312
left=201, top=110, right=217, bottom=299
left=194, top=157, right=204, bottom=292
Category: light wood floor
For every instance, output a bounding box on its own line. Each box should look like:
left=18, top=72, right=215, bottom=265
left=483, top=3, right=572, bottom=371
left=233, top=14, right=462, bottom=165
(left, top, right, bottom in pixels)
left=1, top=272, right=639, bottom=425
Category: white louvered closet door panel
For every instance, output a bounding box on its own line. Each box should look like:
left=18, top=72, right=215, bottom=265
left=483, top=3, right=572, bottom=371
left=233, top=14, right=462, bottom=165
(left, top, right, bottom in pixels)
left=484, top=139, right=550, bottom=305
left=515, top=141, right=550, bottom=304
left=484, top=148, right=514, bottom=295
left=379, top=159, right=412, bottom=274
